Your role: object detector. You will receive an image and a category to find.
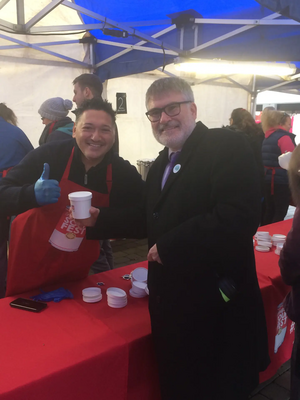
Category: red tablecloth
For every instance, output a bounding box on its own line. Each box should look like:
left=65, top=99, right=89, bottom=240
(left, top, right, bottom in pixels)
left=0, top=266, right=161, bottom=400
left=0, top=219, right=294, bottom=399
left=256, top=219, right=294, bottom=382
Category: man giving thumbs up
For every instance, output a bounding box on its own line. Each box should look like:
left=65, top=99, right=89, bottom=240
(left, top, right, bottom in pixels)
left=0, top=98, right=145, bottom=296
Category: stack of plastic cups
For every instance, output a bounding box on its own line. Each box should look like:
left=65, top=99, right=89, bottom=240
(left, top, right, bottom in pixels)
left=82, top=287, right=102, bottom=303
left=272, top=234, right=286, bottom=255
left=130, top=281, right=148, bottom=298
left=106, top=287, right=127, bottom=308
left=255, top=231, right=272, bottom=252
left=130, top=267, right=148, bottom=297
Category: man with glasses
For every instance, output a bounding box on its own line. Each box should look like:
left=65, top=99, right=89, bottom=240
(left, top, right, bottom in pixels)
left=82, top=77, right=270, bottom=400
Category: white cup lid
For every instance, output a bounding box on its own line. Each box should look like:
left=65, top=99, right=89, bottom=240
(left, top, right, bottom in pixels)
left=106, top=287, right=127, bottom=298
left=257, top=240, right=272, bottom=248
left=272, top=234, right=286, bottom=239
left=131, top=267, right=148, bottom=282
left=129, top=288, right=147, bottom=298
left=83, top=294, right=102, bottom=303
left=82, top=287, right=101, bottom=297
left=68, top=191, right=92, bottom=200
left=255, top=245, right=270, bottom=252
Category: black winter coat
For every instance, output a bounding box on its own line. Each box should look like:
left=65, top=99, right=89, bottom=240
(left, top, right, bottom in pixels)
left=39, top=117, right=74, bottom=145
left=89, top=122, right=270, bottom=399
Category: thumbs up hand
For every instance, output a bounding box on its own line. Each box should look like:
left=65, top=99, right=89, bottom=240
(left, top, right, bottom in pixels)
left=34, top=163, right=61, bottom=206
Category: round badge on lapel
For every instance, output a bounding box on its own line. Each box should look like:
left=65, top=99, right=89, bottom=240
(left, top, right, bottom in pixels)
left=173, top=164, right=181, bottom=173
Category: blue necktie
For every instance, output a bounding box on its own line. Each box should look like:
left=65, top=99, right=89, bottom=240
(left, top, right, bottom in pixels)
left=161, top=152, right=180, bottom=189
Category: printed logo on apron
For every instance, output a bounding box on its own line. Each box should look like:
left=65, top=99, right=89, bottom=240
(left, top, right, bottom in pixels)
left=274, top=302, right=287, bottom=353
left=49, top=206, right=86, bottom=252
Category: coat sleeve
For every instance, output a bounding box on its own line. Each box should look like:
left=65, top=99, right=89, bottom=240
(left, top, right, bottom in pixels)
left=0, top=143, right=68, bottom=217
left=279, top=206, right=300, bottom=286
left=0, top=152, right=41, bottom=217
left=86, top=157, right=147, bottom=240
left=156, top=131, right=261, bottom=277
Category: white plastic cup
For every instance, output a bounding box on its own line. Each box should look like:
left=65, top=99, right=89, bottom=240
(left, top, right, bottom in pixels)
left=68, top=191, right=92, bottom=219
left=131, top=267, right=148, bottom=283
left=278, top=152, right=292, bottom=170
left=132, top=281, right=147, bottom=296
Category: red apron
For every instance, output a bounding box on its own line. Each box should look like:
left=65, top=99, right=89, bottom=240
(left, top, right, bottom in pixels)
left=264, top=165, right=281, bottom=195
left=6, top=148, right=112, bottom=296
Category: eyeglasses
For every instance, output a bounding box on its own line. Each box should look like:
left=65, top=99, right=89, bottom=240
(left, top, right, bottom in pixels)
left=145, top=101, right=192, bottom=122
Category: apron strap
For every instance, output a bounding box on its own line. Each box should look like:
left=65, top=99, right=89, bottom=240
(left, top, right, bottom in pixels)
left=106, top=164, right=112, bottom=194
left=264, top=166, right=280, bottom=195
left=62, top=147, right=75, bottom=181
left=1, top=166, right=13, bottom=178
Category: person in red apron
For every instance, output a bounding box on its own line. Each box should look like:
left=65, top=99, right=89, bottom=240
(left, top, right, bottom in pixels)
left=0, top=98, right=145, bottom=296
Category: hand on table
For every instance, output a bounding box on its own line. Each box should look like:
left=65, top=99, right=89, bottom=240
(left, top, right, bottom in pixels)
left=147, top=244, right=162, bottom=264
left=34, top=163, right=61, bottom=206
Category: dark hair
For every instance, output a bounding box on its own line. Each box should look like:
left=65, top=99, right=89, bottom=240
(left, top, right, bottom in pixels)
left=73, top=74, right=103, bottom=98
left=75, top=98, right=116, bottom=126
left=230, top=108, right=260, bottom=136
left=0, top=103, right=18, bottom=126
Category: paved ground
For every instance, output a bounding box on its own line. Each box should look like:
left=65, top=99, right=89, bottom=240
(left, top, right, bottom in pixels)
left=110, top=237, right=292, bottom=400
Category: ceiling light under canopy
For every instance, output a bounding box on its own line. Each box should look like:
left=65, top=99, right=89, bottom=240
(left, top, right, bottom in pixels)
left=174, top=58, right=297, bottom=77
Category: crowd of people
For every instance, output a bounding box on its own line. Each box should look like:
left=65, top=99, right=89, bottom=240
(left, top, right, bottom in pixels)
left=1, top=74, right=299, bottom=399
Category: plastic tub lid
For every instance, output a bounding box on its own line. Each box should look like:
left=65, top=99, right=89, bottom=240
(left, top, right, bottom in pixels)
left=82, top=287, right=101, bottom=297
left=68, top=191, right=92, bottom=200
left=255, top=245, right=270, bottom=252
left=131, top=267, right=148, bottom=282
left=272, top=234, right=286, bottom=239
left=83, top=294, right=102, bottom=303
left=106, top=287, right=127, bottom=298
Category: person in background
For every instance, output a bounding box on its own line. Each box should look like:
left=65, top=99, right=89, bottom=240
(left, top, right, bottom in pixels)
left=73, top=73, right=119, bottom=272
left=226, top=108, right=265, bottom=216
left=0, top=103, right=33, bottom=298
left=0, top=99, right=144, bottom=296
left=80, top=77, right=270, bottom=400
left=261, top=109, right=295, bottom=225
left=279, top=144, right=300, bottom=400
left=38, top=97, right=73, bottom=145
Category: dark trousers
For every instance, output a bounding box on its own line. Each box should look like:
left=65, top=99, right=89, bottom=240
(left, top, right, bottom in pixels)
left=89, top=240, right=114, bottom=274
left=291, top=324, right=300, bottom=400
left=262, top=182, right=291, bottom=225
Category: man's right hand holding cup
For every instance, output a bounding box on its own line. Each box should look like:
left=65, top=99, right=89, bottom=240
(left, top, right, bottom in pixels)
left=70, top=206, right=100, bottom=227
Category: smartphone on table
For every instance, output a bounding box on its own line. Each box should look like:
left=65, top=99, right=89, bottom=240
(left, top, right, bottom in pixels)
left=10, top=298, right=48, bottom=313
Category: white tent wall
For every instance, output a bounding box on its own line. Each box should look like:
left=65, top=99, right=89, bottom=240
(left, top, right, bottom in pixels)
left=0, top=0, right=88, bottom=147
left=106, top=73, right=249, bottom=167
left=0, top=63, right=85, bottom=147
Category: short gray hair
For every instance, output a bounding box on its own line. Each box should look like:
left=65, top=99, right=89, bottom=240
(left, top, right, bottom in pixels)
left=145, top=77, right=194, bottom=107
left=261, top=109, right=290, bottom=133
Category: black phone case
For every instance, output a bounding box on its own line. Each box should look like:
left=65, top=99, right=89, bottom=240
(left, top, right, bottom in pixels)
left=10, top=298, right=48, bottom=313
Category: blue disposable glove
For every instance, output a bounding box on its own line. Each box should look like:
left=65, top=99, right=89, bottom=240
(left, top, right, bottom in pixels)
left=34, top=163, right=61, bottom=205
left=31, top=288, right=74, bottom=303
